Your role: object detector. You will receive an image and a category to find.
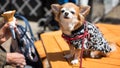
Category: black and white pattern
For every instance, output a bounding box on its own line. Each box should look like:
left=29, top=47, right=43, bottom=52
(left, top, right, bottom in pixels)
left=64, top=21, right=111, bottom=54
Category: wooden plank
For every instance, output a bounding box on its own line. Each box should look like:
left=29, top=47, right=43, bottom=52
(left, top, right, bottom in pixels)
left=41, top=30, right=62, bottom=36
left=34, top=40, right=46, bottom=58
left=41, top=34, right=71, bottom=68
left=82, top=49, right=120, bottom=68
left=82, top=58, right=120, bottom=68
left=54, top=35, right=69, bottom=53
left=116, top=40, right=120, bottom=47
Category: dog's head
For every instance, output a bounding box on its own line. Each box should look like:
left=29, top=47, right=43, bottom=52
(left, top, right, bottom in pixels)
left=51, top=3, right=90, bottom=35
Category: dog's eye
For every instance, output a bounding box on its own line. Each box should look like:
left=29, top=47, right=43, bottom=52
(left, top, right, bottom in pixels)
left=71, top=11, right=75, bottom=14
left=61, top=10, right=65, bottom=13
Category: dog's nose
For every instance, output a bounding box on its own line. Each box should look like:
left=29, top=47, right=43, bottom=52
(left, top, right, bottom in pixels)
left=65, top=12, right=69, bottom=16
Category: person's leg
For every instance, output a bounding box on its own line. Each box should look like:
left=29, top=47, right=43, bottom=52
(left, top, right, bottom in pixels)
left=69, top=0, right=76, bottom=3
left=58, top=0, right=69, bottom=4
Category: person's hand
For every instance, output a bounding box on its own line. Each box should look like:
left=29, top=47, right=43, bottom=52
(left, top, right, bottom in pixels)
left=0, top=23, right=11, bottom=44
left=0, top=16, right=18, bottom=44
left=6, top=52, right=26, bottom=68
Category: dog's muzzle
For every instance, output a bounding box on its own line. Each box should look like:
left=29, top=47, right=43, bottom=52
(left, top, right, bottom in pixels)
left=64, top=12, right=69, bottom=19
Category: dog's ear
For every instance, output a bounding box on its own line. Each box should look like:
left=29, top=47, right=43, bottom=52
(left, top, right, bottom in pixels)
left=51, top=4, right=61, bottom=22
left=51, top=4, right=61, bottom=14
left=79, top=5, right=90, bottom=17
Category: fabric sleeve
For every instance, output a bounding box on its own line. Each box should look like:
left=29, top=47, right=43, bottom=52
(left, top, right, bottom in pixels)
left=0, top=17, right=7, bottom=67
left=0, top=52, right=7, bottom=67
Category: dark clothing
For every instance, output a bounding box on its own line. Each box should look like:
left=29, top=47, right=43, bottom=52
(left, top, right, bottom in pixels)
left=0, top=46, right=6, bottom=68
left=58, top=0, right=76, bottom=4
left=0, top=45, right=16, bottom=68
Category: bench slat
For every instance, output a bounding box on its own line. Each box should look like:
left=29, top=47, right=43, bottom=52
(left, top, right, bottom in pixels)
left=34, top=40, right=46, bottom=58
left=54, top=35, right=69, bottom=54
left=41, top=35, right=72, bottom=68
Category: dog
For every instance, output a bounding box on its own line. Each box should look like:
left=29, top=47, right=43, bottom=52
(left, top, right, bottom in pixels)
left=51, top=2, right=115, bottom=64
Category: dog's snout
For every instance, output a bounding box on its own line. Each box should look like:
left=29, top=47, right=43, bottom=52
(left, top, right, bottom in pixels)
left=65, top=12, right=69, bottom=16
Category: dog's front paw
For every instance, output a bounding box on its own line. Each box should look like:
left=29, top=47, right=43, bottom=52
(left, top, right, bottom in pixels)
left=71, top=59, right=79, bottom=64
left=64, top=54, right=73, bottom=59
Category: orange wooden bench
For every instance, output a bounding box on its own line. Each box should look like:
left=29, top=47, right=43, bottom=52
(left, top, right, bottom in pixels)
left=34, top=40, right=46, bottom=59
left=37, top=23, right=120, bottom=68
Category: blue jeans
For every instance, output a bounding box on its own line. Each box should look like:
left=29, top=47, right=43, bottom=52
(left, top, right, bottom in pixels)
left=58, top=0, right=76, bottom=4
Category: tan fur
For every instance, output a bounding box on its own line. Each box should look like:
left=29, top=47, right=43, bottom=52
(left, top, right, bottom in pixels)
left=51, top=3, right=90, bottom=35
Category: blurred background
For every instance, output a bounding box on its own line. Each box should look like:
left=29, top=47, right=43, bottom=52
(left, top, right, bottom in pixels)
left=0, top=0, right=120, bottom=40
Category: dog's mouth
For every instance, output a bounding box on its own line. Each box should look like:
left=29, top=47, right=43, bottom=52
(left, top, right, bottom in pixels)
left=64, top=16, right=70, bottom=19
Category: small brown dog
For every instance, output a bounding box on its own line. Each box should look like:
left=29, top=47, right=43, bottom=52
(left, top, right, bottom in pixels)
left=51, top=3, right=115, bottom=64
